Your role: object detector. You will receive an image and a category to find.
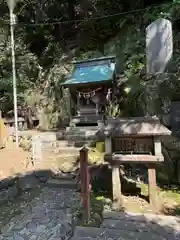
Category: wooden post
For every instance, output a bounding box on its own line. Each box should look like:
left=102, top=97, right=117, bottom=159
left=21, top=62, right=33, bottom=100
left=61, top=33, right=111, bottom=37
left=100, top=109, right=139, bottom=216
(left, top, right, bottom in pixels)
left=112, top=164, right=123, bottom=208
left=80, top=147, right=90, bottom=222
left=148, top=164, right=158, bottom=210
left=147, top=136, right=162, bottom=210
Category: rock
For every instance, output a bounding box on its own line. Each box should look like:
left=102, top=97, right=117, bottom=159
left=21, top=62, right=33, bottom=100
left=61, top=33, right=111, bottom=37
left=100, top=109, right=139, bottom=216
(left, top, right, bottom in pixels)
left=0, top=177, right=17, bottom=190
left=18, top=174, right=40, bottom=191
left=7, top=185, right=18, bottom=198
left=92, top=213, right=102, bottom=224
left=103, top=198, right=112, bottom=205
left=19, top=136, right=31, bottom=151
left=0, top=185, right=18, bottom=203
left=104, top=204, right=112, bottom=212
left=33, top=170, right=52, bottom=183
left=56, top=131, right=65, bottom=140
left=58, top=156, right=78, bottom=173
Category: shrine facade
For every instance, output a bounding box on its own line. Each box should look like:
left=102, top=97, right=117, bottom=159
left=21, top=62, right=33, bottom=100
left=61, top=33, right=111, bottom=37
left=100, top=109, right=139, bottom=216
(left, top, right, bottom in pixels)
left=62, top=56, right=116, bottom=126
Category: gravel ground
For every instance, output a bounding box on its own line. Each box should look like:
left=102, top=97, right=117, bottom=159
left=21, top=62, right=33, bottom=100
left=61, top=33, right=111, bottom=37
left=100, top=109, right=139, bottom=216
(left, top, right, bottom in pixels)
left=0, top=186, right=80, bottom=240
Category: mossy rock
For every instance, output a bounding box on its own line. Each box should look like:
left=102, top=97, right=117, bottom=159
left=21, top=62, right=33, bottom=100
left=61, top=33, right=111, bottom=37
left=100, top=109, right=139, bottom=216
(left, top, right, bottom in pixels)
left=95, top=142, right=105, bottom=153
left=19, top=136, right=32, bottom=152
left=88, top=148, right=105, bottom=165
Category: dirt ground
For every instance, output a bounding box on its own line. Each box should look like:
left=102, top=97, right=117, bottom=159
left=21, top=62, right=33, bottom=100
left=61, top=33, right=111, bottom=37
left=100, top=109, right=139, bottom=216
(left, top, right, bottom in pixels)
left=0, top=129, right=62, bottom=179
left=0, top=145, right=32, bottom=179
left=0, top=129, right=44, bottom=179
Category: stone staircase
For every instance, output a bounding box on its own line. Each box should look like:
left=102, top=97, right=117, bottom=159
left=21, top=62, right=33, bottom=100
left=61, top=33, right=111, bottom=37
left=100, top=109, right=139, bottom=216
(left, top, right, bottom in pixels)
left=30, top=126, right=99, bottom=152
left=42, top=140, right=80, bottom=153
left=28, top=131, right=80, bottom=154
left=64, top=126, right=100, bottom=152
left=65, top=126, right=99, bottom=142
left=72, top=211, right=180, bottom=239
left=46, top=174, right=79, bottom=189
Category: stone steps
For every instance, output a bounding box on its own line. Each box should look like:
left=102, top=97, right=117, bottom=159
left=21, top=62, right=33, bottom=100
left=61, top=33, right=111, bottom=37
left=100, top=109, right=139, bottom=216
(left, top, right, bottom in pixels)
left=42, top=140, right=74, bottom=148
left=65, top=126, right=99, bottom=141
left=70, top=114, right=101, bottom=126
left=46, top=178, right=79, bottom=189
left=57, top=147, right=80, bottom=154
left=41, top=140, right=82, bottom=155
left=43, top=144, right=80, bottom=153
left=29, top=128, right=98, bottom=155
left=42, top=139, right=90, bottom=151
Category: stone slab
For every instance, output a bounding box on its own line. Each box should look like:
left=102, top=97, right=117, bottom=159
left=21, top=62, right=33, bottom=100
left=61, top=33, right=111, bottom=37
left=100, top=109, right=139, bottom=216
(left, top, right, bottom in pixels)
left=72, top=226, right=163, bottom=240
left=102, top=211, right=180, bottom=239
left=103, top=211, right=180, bottom=226
left=46, top=179, right=79, bottom=189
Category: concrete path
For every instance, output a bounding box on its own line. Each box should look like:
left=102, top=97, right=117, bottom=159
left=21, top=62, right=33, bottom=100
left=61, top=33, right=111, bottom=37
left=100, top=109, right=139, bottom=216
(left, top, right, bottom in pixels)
left=0, top=186, right=80, bottom=240
left=73, top=211, right=180, bottom=240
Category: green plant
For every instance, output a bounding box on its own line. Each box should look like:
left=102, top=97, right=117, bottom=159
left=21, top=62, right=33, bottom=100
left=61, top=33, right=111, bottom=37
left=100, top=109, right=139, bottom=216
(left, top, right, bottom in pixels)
left=106, top=99, right=121, bottom=117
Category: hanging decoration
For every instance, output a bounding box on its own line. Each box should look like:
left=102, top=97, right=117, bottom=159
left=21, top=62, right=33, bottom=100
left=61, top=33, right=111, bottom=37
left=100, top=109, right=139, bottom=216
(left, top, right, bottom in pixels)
left=106, top=88, right=112, bottom=102
left=76, top=87, right=102, bottom=102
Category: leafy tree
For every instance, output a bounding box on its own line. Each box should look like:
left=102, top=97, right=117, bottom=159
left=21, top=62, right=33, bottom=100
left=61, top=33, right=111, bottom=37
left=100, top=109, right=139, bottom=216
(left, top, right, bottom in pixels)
left=0, top=0, right=179, bottom=128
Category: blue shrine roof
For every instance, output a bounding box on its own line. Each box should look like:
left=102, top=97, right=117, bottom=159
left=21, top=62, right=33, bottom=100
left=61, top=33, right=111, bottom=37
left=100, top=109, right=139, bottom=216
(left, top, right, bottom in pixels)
left=62, top=56, right=116, bottom=86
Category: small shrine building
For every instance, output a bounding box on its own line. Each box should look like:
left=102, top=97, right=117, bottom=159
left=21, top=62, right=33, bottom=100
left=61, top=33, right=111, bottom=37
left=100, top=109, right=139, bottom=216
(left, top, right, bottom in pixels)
left=62, top=56, right=116, bottom=126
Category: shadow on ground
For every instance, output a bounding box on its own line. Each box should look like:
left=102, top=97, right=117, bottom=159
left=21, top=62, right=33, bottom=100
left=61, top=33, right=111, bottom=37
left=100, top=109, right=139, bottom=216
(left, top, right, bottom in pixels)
left=0, top=168, right=180, bottom=239
left=88, top=164, right=180, bottom=219
left=0, top=169, right=77, bottom=228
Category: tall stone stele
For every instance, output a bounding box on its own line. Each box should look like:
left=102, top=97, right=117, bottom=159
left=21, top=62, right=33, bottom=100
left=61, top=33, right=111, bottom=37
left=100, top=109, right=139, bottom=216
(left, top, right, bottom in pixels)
left=146, top=18, right=173, bottom=74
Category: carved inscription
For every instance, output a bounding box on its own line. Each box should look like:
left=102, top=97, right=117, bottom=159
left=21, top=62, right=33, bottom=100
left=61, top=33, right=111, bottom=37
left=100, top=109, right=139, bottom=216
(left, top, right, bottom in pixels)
left=112, top=137, right=154, bottom=154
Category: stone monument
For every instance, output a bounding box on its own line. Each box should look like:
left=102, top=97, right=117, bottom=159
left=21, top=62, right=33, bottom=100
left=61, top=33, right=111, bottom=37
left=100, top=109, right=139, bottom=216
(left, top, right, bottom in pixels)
left=146, top=18, right=173, bottom=74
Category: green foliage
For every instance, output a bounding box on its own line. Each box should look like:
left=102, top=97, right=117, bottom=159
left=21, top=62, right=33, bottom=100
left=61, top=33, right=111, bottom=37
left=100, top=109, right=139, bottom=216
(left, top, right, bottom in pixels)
left=0, top=0, right=180, bottom=127
left=0, top=27, right=40, bottom=112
